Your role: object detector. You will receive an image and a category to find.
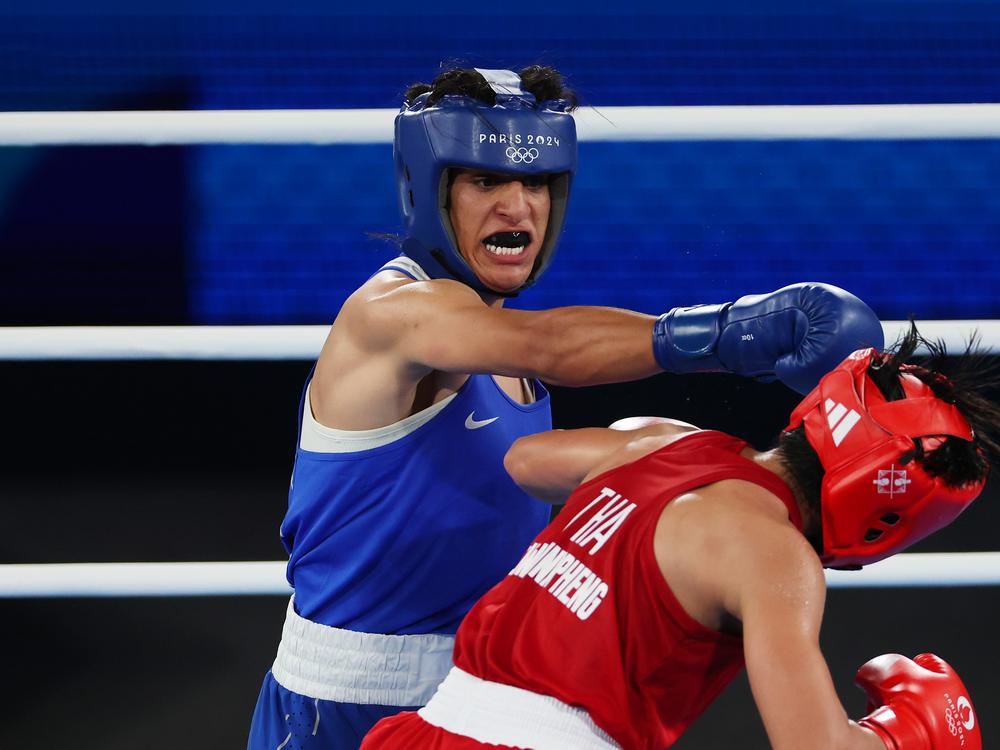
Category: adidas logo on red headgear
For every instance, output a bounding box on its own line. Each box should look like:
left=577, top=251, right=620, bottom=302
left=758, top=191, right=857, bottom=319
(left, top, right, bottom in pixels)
left=824, top=398, right=862, bottom=446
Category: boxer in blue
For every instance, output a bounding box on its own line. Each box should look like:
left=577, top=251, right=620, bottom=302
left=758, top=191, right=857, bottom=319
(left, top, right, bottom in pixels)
left=247, top=65, right=884, bottom=749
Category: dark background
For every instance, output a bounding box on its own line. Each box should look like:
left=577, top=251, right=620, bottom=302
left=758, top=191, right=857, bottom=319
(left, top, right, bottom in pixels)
left=2, top=0, right=999, bottom=746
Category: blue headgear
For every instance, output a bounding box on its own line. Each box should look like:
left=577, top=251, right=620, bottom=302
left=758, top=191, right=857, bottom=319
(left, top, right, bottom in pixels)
left=394, top=68, right=578, bottom=295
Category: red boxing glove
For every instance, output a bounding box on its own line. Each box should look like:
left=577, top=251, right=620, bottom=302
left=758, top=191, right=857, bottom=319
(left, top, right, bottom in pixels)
left=855, top=653, right=980, bottom=750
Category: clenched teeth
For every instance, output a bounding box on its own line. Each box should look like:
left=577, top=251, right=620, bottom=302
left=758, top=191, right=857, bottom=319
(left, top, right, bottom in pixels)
left=485, top=243, right=526, bottom=256
left=482, top=231, right=530, bottom=256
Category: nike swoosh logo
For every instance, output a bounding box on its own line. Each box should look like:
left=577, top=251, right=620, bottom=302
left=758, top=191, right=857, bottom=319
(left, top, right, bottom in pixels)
left=465, top=411, right=499, bottom=430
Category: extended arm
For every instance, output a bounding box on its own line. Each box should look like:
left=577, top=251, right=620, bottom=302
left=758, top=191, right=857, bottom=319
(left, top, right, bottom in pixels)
left=371, top=278, right=659, bottom=386
left=313, top=274, right=883, bottom=429
left=360, top=275, right=884, bottom=391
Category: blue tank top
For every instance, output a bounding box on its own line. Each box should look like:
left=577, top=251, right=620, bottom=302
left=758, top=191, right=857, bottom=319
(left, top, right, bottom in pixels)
left=281, top=370, right=552, bottom=636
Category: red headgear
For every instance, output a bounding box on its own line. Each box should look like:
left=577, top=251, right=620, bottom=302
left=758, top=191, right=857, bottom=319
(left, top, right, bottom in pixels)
left=785, top=348, right=985, bottom=569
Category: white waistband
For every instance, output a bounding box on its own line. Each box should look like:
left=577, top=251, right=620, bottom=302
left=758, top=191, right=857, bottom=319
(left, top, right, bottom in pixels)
left=418, top=667, right=622, bottom=750
left=271, top=597, right=455, bottom=706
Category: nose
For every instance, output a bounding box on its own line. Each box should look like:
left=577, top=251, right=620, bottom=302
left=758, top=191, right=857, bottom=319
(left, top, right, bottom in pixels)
left=494, top=180, right=531, bottom=222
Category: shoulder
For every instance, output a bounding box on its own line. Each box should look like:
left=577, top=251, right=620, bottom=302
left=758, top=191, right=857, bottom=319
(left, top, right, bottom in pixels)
left=352, top=268, right=482, bottom=310
left=659, top=479, right=824, bottom=615
left=720, top=491, right=825, bottom=613
left=706, top=479, right=819, bottom=572
left=580, top=420, right=702, bottom=483
left=339, top=270, right=485, bottom=342
left=655, top=477, right=798, bottom=558
left=608, top=415, right=700, bottom=433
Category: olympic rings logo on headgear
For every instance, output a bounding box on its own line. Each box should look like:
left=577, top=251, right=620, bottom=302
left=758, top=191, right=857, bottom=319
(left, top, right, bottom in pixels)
left=506, top=146, right=539, bottom=164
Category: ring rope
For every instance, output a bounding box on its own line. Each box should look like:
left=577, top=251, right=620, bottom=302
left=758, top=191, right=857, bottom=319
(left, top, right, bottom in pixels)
left=0, top=553, right=996, bottom=597
left=2, top=104, right=1000, bottom=146
left=0, top=322, right=995, bottom=361
left=0, top=325, right=329, bottom=361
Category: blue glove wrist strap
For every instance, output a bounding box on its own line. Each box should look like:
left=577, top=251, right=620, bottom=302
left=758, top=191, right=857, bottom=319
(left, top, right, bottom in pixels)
left=652, top=303, right=731, bottom=373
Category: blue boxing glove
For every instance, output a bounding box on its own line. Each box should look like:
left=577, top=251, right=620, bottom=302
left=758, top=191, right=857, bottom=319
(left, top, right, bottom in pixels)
left=653, top=283, right=884, bottom=394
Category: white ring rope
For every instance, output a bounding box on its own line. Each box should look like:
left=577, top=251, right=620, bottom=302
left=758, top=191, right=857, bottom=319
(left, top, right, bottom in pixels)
left=2, top=104, right=1000, bottom=146
left=0, top=321, right=995, bottom=361
left=0, top=553, right=996, bottom=597
left=0, top=325, right=330, bottom=361
left=0, top=561, right=292, bottom=598
left=823, top=552, right=1000, bottom=589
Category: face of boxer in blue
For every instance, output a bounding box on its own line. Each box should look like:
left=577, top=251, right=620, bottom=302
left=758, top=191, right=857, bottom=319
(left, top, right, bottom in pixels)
left=393, top=68, right=577, bottom=297
left=446, top=169, right=551, bottom=295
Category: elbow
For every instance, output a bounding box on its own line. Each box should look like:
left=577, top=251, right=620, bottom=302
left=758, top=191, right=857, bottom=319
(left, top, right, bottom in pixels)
left=504, top=435, right=570, bottom=504
left=503, top=437, right=532, bottom=488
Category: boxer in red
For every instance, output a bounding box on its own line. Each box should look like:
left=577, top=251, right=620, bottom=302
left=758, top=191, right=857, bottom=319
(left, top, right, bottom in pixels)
left=361, top=324, right=996, bottom=750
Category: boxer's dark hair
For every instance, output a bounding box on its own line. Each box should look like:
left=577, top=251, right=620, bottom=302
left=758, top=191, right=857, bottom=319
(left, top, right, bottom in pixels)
left=778, top=321, right=1000, bottom=553
left=868, top=322, right=1000, bottom=486
left=777, top=427, right=825, bottom=553
left=404, top=65, right=577, bottom=110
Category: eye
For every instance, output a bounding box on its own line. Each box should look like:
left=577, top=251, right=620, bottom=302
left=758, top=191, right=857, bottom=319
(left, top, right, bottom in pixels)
left=472, top=175, right=500, bottom=188
left=522, top=175, right=549, bottom=190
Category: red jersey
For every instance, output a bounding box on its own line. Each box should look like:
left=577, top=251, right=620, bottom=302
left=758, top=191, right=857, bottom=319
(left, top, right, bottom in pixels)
left=361, top=430, right=803, bottom=750
left=450, top=430, right=802, bottom=750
